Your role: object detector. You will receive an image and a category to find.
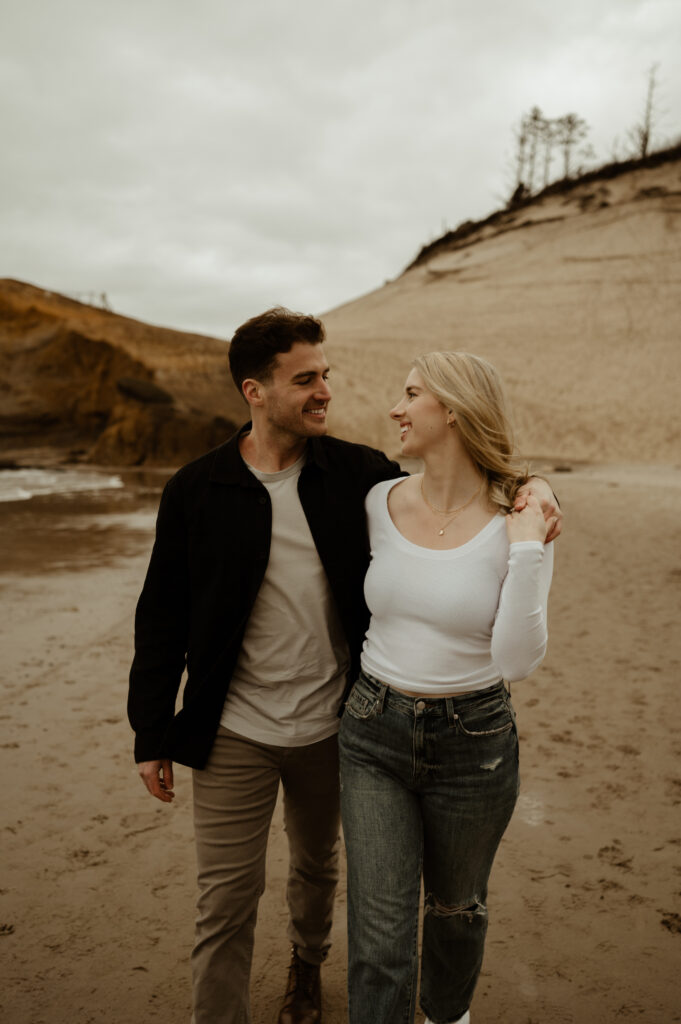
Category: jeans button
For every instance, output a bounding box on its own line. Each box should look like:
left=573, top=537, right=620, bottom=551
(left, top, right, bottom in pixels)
left=415, top=700, right=426, bottom=711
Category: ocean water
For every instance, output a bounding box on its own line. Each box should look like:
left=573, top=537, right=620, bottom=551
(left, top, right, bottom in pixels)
left=0, top=467, right=124, bottom=503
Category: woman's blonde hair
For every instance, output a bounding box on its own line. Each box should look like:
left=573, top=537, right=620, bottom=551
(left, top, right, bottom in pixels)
left=412, top=351, right=528, bottom=511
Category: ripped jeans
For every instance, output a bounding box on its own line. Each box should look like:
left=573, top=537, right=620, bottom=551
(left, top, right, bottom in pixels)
left=339, top=671, right=519, bottom=1024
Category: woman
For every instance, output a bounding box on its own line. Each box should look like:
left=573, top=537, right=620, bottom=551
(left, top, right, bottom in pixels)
left=339, top=351, right=554, bottom=1024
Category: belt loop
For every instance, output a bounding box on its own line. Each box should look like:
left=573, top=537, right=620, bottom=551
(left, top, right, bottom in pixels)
left=445, top=696, right=458, bottom=728
left=364, top=670, right=388, bottom=712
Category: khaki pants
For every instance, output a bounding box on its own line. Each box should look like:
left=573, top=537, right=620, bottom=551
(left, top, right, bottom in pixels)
left=191, top=728, right=341, bottom=1024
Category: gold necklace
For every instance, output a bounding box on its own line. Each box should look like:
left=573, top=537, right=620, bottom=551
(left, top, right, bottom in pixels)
left=420, top=478, right=483, bottom=536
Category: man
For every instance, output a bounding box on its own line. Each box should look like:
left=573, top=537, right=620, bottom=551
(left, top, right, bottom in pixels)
left=128, top=307, right=561, bottom=1024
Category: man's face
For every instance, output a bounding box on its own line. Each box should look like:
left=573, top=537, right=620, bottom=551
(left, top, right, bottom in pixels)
left=256, top=342, right=331, bottom=441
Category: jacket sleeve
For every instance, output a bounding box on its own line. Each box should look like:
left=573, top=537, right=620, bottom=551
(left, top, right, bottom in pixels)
left=363, top=447, right=406, bottom=490
left=128, top=477, right=190, bottom=762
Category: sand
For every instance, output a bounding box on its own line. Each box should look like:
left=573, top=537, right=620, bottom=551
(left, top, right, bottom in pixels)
left=1, top=462, right=680, bottom=1024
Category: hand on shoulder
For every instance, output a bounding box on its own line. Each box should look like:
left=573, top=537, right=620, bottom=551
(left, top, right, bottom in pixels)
left=515, top=477, right=562, bottom=543
left=505, top=494, right=548, bottom=545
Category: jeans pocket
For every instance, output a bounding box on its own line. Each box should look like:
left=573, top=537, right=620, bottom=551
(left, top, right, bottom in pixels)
left=456, top=692, right=514, bottom=737
left=344, top=682, right=381, bottom=721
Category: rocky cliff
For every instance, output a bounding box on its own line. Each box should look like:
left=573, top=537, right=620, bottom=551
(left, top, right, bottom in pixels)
left=0, top=280, right=244, bottom=466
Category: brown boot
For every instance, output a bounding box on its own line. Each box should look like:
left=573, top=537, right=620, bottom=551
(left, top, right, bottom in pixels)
left=277, top=945, right=322, bottom=1024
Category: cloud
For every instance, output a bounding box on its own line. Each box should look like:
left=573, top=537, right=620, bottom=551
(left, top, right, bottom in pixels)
left=2, top=0, right=679, bottom=335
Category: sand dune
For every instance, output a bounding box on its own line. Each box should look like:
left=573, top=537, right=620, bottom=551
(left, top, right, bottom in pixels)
left=3, top=151, right=680, bottom=470
left=322, top=154, right=681, bottom=466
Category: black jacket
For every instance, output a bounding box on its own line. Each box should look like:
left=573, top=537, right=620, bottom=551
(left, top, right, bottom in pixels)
left=128, top=427, right=404, bottom=768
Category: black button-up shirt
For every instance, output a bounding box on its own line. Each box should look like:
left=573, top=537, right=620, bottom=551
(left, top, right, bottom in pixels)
left=128, top=425, right=404, bottom=768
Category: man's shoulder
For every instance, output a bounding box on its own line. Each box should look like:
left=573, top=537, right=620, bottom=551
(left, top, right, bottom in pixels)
left=312, top=435, right=406, bottom=490
left=164, top=427, right=243, bottom=492
left=317, top=434, right=395, bottom=467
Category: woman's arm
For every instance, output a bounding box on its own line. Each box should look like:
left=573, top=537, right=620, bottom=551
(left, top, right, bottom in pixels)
left=490, top=496, right=554, bottom=682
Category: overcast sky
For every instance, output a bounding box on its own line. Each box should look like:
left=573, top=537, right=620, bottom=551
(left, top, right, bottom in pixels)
left=2, top=0, right=679, bottom=338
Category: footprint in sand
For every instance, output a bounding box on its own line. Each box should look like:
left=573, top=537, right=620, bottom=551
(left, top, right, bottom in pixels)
left=665, top=777, right=681, bottom=805
left=659, top=911, right=681, bottom=934
left=597, top=839, right=633, bottom=871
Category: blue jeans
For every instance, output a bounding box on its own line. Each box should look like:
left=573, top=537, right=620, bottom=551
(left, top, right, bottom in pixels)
left=339, top=671, right=519, bottom=1024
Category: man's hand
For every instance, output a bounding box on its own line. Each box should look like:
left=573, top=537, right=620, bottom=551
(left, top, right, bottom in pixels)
left=137, top=759, right=175, bottom=803
left=506, top=494, right=548, bottom=545
left=515, top=477, right=562, bottom=543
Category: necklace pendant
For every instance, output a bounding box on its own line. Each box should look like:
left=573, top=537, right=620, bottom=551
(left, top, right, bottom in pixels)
left=438, top=528, right=445, bottom=536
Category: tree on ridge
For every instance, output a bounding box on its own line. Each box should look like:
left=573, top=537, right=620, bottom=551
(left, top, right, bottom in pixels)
left=629, top=63, right=659, bottom=159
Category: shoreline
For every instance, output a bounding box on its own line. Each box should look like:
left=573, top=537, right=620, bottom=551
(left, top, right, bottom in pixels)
left=1, top=463, right=680, bottom=1023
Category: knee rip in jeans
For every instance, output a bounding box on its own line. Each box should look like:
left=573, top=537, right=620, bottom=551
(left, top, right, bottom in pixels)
left=424, top=893, right=486, bottom=922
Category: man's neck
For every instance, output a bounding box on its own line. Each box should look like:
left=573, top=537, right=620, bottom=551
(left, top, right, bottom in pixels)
left=239, top=426, right=308, bottom=473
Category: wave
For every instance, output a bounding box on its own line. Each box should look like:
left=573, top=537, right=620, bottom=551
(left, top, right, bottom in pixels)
left=0, top=468, right=124, bottom=503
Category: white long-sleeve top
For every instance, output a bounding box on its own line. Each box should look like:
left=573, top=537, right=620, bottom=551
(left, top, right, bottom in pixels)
left=361, top=478, right=553, bottom=693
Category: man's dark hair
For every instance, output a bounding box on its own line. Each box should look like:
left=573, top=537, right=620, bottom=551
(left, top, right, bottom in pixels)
left=228, top=306, right=325, bottom=393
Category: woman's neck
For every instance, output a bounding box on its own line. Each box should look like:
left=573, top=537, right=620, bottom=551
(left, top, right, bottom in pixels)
left=420, top=449, right=485, bottom=510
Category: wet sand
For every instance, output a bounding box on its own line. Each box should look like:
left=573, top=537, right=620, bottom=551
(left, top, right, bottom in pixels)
left=1, top=464, right=680, bottom=1023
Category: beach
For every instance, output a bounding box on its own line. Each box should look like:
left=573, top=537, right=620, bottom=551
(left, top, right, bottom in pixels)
left=1, top=462, right=680, bottom=1024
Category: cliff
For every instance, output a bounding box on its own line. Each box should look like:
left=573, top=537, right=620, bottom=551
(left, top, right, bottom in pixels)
left=0, top=280, right=244, bottom=466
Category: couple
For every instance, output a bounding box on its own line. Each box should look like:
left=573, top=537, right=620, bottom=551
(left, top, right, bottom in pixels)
left=128, top=306, right=558, bottom=1024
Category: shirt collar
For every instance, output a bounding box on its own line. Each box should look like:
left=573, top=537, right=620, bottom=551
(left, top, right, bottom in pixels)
left=209, top=423, right=329, bottom=485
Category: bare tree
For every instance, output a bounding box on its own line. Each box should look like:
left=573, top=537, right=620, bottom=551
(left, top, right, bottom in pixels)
left=509, top=105, right=592, bottom=200
left=541, top=118, right=559, bottom=187
left=525, top=106, right=545, bottom=192
left=629, top=63, right=659, bottom=158
left=514, top=115, right=529, bottom=190
left=574, top=142, right=597, bottom=177
left=555, top=113, right=589, bottom=177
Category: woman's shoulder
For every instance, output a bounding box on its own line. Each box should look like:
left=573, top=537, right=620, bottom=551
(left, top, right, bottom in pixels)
left=366, top=474, right=416, bottom=513
left=367, top=475, right=406, bottom=501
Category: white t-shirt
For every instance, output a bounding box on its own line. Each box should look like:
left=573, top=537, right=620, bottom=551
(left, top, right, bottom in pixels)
left=221, top=455, right=350, bottom=746
left=361, top=478, right=553, bottom=693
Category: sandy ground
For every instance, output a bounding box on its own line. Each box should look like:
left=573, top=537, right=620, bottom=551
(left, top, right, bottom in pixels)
left=1, top=462, right=680, bottom=1024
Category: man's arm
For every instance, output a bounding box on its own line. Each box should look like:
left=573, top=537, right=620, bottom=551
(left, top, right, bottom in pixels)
left=515, top=476, right=562, bottom=543
left=128, top=477, right=189, bottom=793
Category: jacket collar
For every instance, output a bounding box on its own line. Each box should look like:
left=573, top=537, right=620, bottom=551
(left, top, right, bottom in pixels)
left=209, top=423, right=329, bottom=485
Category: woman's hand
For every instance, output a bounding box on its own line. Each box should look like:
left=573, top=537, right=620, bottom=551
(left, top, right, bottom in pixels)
left=506, top=494, right=548, bottom=544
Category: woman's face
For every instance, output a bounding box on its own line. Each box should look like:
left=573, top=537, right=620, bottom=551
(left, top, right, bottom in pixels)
left=390, top=368, right=450, bottom=457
